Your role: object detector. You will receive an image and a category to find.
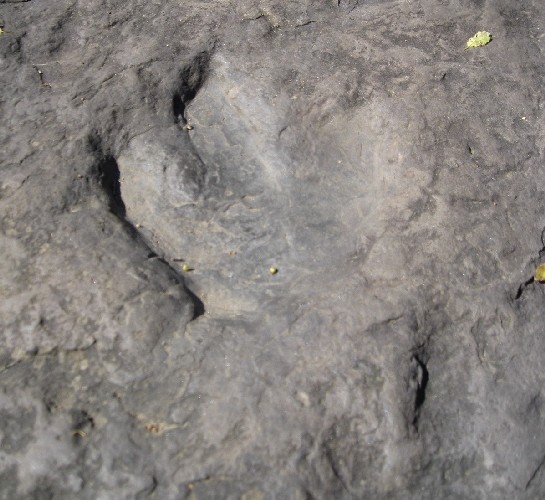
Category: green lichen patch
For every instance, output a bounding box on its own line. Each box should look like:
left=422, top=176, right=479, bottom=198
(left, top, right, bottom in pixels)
left=466, top=31, right=492, bottom=49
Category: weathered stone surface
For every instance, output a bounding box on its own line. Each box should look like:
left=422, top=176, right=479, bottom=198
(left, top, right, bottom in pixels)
left=1, top=0, right=545, bottom=498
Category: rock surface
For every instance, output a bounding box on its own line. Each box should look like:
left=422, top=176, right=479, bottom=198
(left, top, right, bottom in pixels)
left=1, top=0, right=545, bottom=498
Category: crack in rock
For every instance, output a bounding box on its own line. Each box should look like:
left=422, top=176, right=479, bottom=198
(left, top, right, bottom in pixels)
left=526, top=453, right=545, bottom=490
left=408, top=352, right=429, bottom=435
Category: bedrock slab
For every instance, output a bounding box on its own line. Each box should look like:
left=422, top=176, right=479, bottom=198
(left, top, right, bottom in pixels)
left=1, top=0, right=545, bottom=498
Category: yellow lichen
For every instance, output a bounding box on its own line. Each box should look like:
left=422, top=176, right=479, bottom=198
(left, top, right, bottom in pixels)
left=466, top=31, right=492, bottom=49
left=534, top=264, right=545, bottom=282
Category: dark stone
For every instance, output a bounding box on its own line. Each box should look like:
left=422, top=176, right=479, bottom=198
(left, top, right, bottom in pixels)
left=1, top=0, right=545, bottom=498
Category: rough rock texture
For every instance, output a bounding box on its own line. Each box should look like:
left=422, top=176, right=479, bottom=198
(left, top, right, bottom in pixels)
left=1, top=0, right=545, bottom=498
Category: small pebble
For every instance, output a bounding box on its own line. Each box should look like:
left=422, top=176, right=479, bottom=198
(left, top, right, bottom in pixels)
left=269, top=266, right=278, bottom=275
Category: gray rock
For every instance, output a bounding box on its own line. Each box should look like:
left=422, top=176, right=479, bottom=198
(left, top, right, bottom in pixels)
left=1, top=0, right=545, bottom=498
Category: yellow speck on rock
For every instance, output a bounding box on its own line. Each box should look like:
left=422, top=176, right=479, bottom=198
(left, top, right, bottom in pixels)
left=534, top=264, right=545, bottom=282
left=269, top=266, right=278, bottom=275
